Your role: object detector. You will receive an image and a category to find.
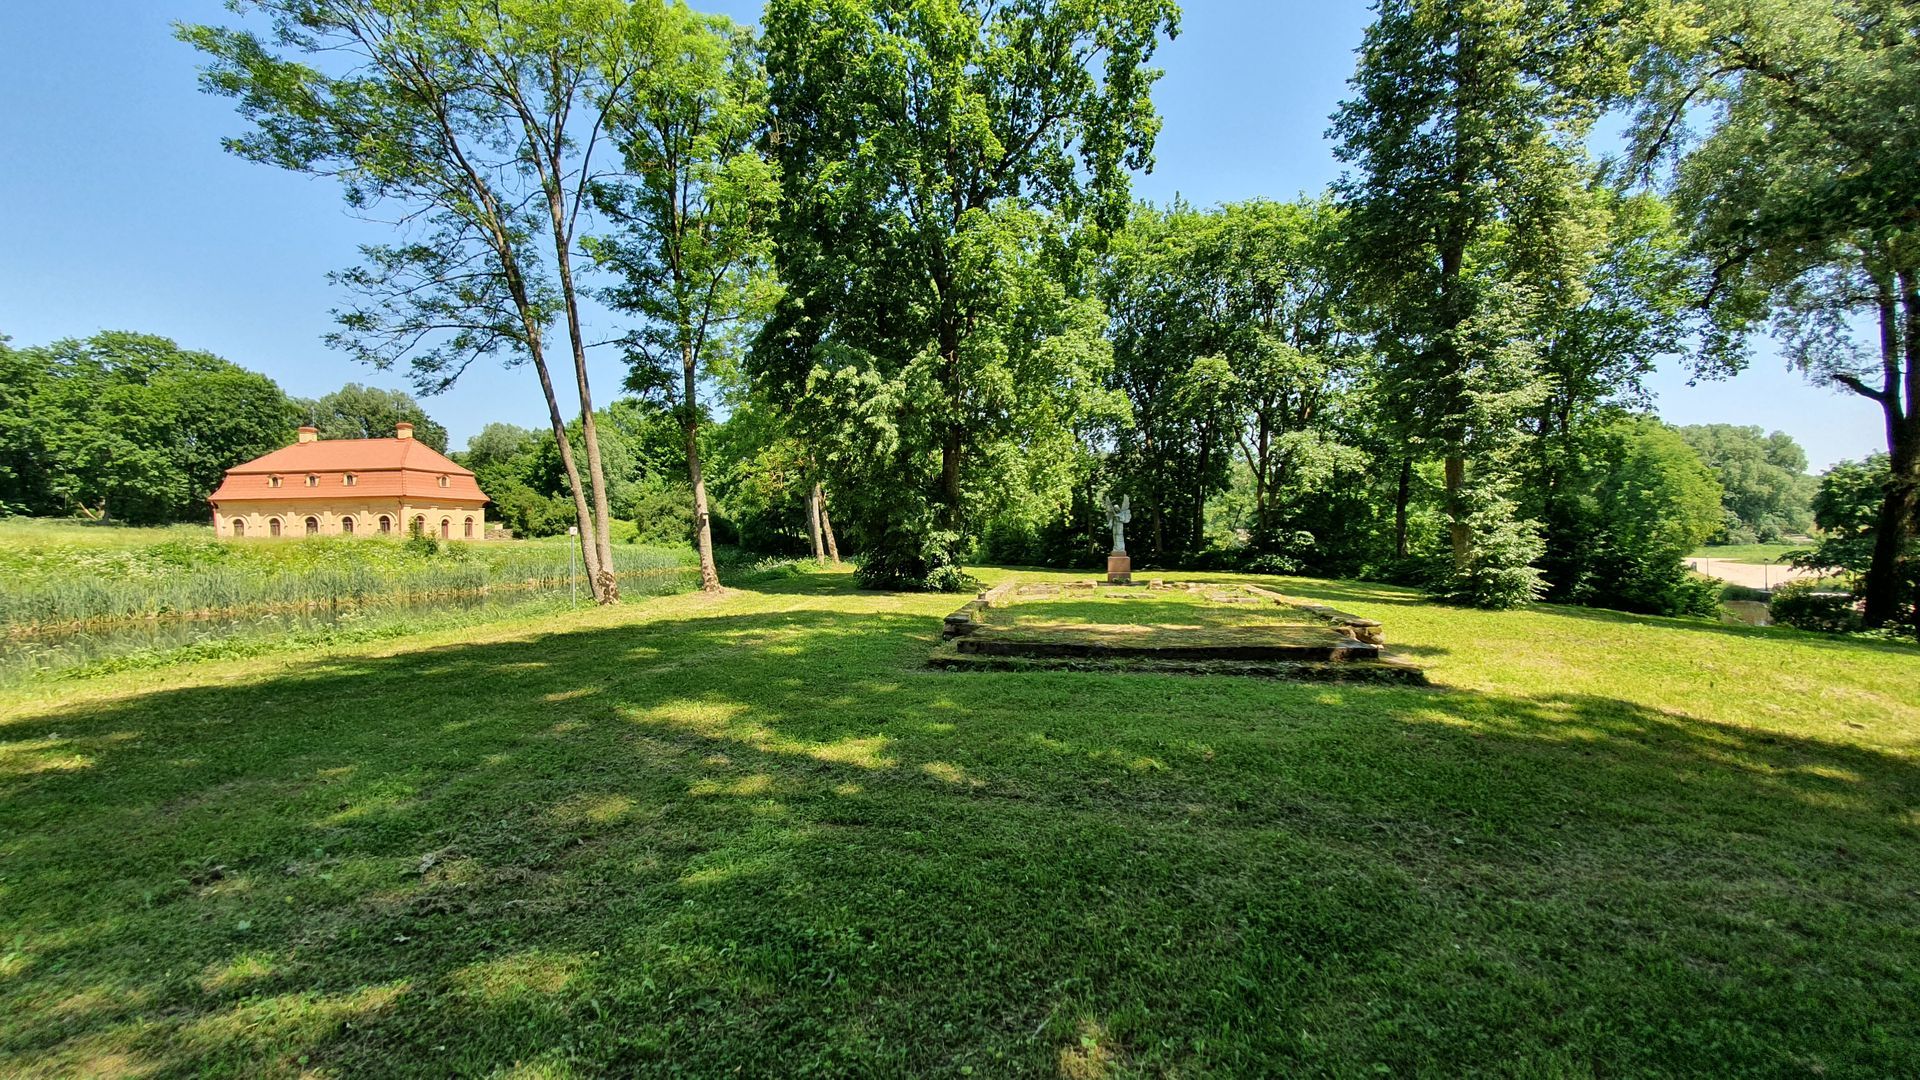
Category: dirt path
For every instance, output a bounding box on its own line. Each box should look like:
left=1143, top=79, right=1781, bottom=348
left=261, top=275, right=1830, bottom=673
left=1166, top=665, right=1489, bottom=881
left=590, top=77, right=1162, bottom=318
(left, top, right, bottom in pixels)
left=1685, top=558, right=1819, bottom=590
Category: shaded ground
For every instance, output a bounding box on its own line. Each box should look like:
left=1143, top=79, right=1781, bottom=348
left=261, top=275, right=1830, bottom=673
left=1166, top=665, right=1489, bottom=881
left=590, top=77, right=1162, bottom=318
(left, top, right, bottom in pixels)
left=1, top=569, right=1916, bottom=1077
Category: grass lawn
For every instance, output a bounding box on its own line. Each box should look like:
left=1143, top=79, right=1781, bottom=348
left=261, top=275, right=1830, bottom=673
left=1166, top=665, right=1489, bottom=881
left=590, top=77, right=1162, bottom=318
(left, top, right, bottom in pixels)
left=2, top=568, right=1917, bottom=1076
left=1687, top=542, right=1807, bottom=566
left=980, top=586, right=1350, bottom=648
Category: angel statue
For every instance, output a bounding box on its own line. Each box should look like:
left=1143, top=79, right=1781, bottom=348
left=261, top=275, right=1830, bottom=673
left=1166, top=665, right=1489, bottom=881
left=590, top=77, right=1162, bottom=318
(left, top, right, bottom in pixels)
left=1103, top=493, right=1131, bottom=555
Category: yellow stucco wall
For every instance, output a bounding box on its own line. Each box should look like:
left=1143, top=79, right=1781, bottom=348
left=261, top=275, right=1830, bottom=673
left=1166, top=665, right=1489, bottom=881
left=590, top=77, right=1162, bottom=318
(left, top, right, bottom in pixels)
left=214, top=501, right=486, bottom=540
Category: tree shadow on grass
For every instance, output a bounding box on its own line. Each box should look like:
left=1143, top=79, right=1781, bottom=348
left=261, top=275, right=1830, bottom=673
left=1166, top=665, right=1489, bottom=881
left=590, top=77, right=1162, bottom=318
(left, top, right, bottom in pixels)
left=1, top=597, right=1917, bottom=1077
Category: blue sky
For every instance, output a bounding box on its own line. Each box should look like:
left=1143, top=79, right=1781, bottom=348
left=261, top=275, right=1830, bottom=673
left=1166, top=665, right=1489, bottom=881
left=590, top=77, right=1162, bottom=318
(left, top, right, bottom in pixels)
left=0, top=1, right=1883, bottom=468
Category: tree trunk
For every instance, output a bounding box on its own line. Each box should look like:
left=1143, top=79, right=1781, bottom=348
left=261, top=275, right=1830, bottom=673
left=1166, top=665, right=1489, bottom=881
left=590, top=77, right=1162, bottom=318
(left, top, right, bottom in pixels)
left=683, top=345, right=720, bottom=592
left=937, top=286, right=964, bottom=529
left=1394, top=456, right=1412, bottom=559
left=1253, top=419, right=1271, bottom=541
left=545, top=179, right=617, bottom=603
left=817, top=484, right=841, bottom=564
left=1862, top=267, right=1919, bottom=629
left=1193, top=422, right=1212, bottom=553
left=806, top=482, right=826, bottom=564
left=1862, top=453, right=1917, bottom=628
left=1444, top=454, right=1469, bottom=568
left=523, top=325, right=603, bottom=593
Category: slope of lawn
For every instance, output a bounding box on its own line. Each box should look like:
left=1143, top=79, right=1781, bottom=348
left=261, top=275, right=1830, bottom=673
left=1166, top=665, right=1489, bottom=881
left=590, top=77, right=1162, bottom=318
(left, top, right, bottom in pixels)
left=1, top=568, right=1916, bottom=1077
left=1687, top=542, right=1806, bottom=565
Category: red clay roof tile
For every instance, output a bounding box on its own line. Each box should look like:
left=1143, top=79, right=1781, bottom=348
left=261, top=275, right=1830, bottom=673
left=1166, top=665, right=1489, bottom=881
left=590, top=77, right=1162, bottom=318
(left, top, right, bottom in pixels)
left=208, top=437, right=490, bottom=505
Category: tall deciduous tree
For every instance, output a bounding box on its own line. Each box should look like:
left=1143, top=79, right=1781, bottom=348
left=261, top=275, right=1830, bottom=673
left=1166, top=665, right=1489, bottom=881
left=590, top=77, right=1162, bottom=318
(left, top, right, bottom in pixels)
left=1672, top=424, right=1815, bottom=542
left=2, top=332, right=296, bottom=523
left=1103, top=201, right=1232, bottom=561
left=1631, top=0, right=1920, bottom=630
left=182, top=0, right=648, bottom=602
left=1210, top=199, right=1367, bottom=549
left=591, top=3, right=778, bottom=592
left=296, top=383, right=450, bottom=451
left=1332, top=0, right=1632, bottom=607
left=1102, top=198, right=1365, bottom=562
left=755, top=0, right=1176, bottom=589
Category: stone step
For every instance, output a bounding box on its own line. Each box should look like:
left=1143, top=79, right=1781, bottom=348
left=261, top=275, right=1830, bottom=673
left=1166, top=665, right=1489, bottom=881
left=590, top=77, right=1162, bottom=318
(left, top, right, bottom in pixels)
left=955, top=636, right=1380, bottom=662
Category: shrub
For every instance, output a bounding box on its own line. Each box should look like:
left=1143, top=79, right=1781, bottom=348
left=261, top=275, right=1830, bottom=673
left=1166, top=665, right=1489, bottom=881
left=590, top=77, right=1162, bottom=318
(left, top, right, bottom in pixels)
left=1664, top=572, right=1727, bottom=619
left=1242, top=552, right=1303, bottom=576
left=922, top=564, right=984, bottom=594
left=852, top=524, right=979, bottom=592
left=1440, top=495, right=1545, bottom=610
left=630, top=477, right=696, bottom=546
left=1769, top=582, right=1863, bottom=634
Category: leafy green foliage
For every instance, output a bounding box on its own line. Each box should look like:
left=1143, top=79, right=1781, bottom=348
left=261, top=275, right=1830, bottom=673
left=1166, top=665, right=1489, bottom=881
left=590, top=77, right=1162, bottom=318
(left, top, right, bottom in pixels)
left=1332, top=0, right=1633, bottom=606
left=181, top=0, right=660, bottom=600
left=1791, top=455, right=1917, bottom=633
left=1549, top=418, right=1724, bottom=617
left=1673, top=424, right=1815, bottom=542
left=755, top=0, right=1175, bottom=588
left=628, top=476, right=696, bottom=547
left=1768, top=581, right=1864, bottom=635
left=1102, top=199, right=1367, bottom=564
left=1631, top=0, right=1920, bottom=631
left=589, top=3, right=779, bottom=591
left=294, top=383, right=448, bottom=451
left=1439, top=489, right=1546, bottom=610
left=0, top=332, right=296, bottom=523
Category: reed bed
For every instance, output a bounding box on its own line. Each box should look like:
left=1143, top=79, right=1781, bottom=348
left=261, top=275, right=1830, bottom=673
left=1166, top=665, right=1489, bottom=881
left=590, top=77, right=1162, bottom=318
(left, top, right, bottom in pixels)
left=0, top=525, right=695, bottom=633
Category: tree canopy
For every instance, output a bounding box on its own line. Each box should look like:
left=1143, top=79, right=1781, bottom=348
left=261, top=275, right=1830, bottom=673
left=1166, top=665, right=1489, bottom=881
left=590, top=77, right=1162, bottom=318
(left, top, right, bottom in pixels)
left=0, top=332, right=296, bottom=523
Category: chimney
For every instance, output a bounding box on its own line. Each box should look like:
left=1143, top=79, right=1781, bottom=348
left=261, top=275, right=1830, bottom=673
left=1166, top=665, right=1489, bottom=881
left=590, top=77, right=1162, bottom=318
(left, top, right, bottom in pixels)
left=297, top=426, right=319, bottom=444
left=396, top=422, right=414, bottom=440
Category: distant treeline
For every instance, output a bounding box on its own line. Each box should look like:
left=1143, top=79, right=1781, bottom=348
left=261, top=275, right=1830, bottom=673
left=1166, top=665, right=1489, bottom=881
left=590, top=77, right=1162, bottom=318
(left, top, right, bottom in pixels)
left=0, top=330, right=826, bottom=555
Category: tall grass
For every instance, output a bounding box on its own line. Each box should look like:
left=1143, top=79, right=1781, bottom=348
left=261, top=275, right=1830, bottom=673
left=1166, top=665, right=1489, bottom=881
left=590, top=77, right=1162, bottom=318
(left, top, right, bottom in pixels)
left=0, top=521, right=695, bottom=632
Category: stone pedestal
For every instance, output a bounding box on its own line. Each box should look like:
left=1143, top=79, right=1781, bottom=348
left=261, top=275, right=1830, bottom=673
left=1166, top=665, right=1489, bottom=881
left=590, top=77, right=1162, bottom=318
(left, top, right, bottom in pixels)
left=1106, top=552, right=1132, bottom=584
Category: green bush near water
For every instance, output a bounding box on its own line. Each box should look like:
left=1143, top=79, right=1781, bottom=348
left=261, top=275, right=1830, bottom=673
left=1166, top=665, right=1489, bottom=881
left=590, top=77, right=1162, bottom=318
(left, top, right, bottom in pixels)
left=0, top=519, right=694, bottom=630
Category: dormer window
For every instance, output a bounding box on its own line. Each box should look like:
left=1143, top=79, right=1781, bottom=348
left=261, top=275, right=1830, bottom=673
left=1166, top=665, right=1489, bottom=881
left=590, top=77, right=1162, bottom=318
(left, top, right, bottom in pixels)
left=305, top=474, right=320, bottom=487
left=343, top=473, right=357, bottom=487
left=268, top=475, right=282, bottom=489
left=438, top=475, right=450, bottom=489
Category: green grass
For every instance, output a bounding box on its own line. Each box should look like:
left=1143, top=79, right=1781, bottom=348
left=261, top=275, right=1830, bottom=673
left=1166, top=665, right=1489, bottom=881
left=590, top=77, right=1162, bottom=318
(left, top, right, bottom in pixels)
left=984, top=586, right=1348, bottom=648
left=0, top=518, right=694, bottom=632
left=1688, top=542, right=1807, bottom=565
left=2, top=568, right=1917, bottom=1076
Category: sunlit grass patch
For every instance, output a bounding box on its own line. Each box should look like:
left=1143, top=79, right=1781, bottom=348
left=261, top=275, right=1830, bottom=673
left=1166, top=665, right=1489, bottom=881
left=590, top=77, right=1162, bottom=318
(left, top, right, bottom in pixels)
left=0, top=566, right=1915, bottom=1076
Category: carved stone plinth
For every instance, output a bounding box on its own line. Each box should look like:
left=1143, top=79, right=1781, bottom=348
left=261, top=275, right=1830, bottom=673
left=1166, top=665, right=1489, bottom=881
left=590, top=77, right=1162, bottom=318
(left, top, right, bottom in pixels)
left=1106, top=553, right=1132, bottom=584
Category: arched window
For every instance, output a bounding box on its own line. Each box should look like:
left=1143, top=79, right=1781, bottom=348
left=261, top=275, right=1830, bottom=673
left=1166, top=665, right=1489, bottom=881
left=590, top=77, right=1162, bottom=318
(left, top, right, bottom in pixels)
left=411, top=515, right=426, bottom=536
left=379, top=515, right=392, bottom=535
left=438, top=475, right=451, bottom=489
left=439, top=518, right=450, bottom=539
left=305, top=474, right=320, bottom=487
left=305, top=516, right=320, bottom=536
left=232, top=518, right=246, bottom=537
left=463, top=516, right=474, bottom=538
left=269, top=518, right=282, bottom=537
left=341, top=515, right=355, bottom=535
left=268, top=475, right=282, bottom=489
left=343, top=473, right=357, bottom=487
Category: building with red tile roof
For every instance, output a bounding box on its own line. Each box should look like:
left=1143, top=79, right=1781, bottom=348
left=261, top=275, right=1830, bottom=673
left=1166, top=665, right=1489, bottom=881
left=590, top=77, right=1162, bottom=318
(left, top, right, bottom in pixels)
left=209, top=423, right=490, bottom=539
